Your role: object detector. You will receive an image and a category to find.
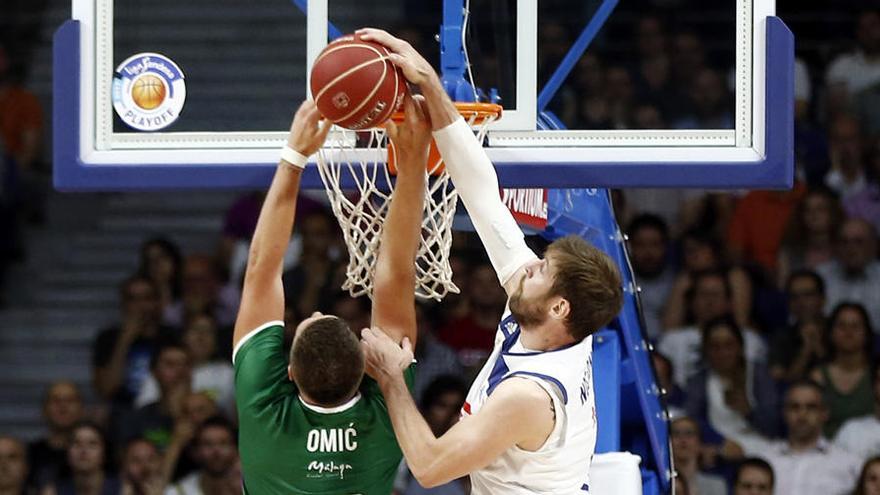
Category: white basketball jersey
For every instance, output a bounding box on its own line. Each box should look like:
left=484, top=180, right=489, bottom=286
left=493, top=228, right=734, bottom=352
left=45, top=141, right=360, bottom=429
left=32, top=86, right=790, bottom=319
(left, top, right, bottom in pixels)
left=463, top=311, right=597, bottom=494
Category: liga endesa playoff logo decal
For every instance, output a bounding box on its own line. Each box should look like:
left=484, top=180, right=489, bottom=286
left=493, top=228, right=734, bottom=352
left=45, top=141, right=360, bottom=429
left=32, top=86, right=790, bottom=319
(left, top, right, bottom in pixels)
left=112, top=53, right=186, bottom=131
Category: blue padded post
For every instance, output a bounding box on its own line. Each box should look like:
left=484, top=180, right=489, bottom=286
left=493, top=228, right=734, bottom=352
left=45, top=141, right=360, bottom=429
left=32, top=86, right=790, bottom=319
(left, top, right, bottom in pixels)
left=593, top=330, right=621, bottom=452
left=537, top=0, right=619, bottom=111
left=440, top=0, right=476, bottom=101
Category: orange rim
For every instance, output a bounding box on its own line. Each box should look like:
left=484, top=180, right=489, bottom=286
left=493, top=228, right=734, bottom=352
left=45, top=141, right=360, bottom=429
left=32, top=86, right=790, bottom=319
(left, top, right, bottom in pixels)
left=391, top=102, right=502, bottom=124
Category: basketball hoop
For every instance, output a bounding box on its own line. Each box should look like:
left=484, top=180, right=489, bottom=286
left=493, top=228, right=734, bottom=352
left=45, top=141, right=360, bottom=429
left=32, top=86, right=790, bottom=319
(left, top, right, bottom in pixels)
left=316, top=102, right=502, bottom=301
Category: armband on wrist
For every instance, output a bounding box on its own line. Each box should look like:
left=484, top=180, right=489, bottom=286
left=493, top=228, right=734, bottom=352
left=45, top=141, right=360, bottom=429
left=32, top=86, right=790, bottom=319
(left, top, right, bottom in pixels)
left=280, top=145, right=308, bottom=169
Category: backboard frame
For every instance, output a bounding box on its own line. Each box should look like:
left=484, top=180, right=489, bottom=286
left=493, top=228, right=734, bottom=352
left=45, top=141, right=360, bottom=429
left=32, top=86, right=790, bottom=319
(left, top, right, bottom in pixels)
left=53, top=0, right=793, bottom=190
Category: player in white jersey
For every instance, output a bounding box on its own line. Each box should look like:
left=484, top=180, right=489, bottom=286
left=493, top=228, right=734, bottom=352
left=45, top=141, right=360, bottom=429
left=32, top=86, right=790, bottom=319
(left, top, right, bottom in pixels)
left=358, top=28, right=625, bottom=495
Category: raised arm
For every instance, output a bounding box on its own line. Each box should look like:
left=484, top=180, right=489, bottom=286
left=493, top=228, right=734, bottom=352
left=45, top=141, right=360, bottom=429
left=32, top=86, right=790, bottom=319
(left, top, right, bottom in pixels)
left=370, top=94, right=431, bottom=346
left=358, top=28, right=537, bottom=295
left=232, top=102, right=331, bottom=350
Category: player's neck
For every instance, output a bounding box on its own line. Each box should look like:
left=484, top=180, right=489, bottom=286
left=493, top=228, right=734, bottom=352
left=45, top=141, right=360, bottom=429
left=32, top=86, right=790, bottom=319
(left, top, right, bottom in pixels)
left=519, top=322, right=576, bottom=351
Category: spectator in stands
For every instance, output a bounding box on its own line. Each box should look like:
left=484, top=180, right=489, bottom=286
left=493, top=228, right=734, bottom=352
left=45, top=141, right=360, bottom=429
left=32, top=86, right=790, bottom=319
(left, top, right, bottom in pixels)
left=726, top=179, right=806, bottom=277
left=670, top=31, right=707, bottom=100
left=733, top=458, right=773, bottom=495
left=605, top=66, right=636, bottom=129
left=119, top=438, right=163, bottom=495
left=854, top=456, right=880, bottom=495
left=281, top=211, right=341, bottom=318
left=845, top=141, right=880, bottom=233
left=28, top=382, right=84, bottom=489
left=816, top=219, right=880, bottom=331
left=663, top=229, right=752, bottom=330
left=164, top=255, right=239, bottom=330
left=0, top=436, right=30, bottom=495
left=652, top=352, right=685, bottom=412
left=437, top=261, right=506, bottom=370
left=163, top=417, right=240, bottom=495
left=635, top=15, right=668, bottom=63
left=776, top=187, right=843, bottom=287
left=685, top=317, right=779, bottom=453
left=626, top=214, right=675, bottom=339
left=159, top=390, right=222, bottom=484
left=835, top=363, right=880, bottom=462
left=768, top=270, right=828, bottom=383
left=825, top=9, right=880, bottom=115
left=537, top=23, right=570, bottom=85
left=742, top=381, right=860, bottom=495
left=92, top=276, right=176, bottom=407
left=0, top=42, right=45, bottom=225
left=825, top=115, right=868, bottom=199
left=658, top=270, right=766, bottom=388
left=411, top=303, right=463, bottom=401
left=669, top=415, right=727, bottom=495
left=135, top=314, right=234, bottom=417
left=567, top=53, right=608, bottom=128
left=793, top=58, right=832, bottom=188
left=809, top=303, right=875, bottom=437
left=117, top=342, right=191, bottom=452
left=674, top=68, right=733, bottom=129
left=43, top=422, right=123, bottom=495
left=631, top=17, right=677, bottom=120
left=395, top=376, right=469, bottom=495
left=138, top=238, right=183, bottom=318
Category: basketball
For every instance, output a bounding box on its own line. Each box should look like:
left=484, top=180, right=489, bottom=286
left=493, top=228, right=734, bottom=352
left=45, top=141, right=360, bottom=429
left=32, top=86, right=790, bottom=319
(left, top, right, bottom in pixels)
left=310, top=34, right=406, bottom=130
left=130, top=74, right=166, bottom=111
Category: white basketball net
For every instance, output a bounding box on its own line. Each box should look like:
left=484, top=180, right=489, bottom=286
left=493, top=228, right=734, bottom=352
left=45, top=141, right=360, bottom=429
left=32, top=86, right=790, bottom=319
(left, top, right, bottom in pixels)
left=316, top=110, right=499, bottom=301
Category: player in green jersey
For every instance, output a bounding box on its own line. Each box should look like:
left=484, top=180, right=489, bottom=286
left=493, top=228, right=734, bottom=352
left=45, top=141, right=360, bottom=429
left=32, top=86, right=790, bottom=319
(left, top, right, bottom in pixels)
left=231, top=96, right=432, bottom=494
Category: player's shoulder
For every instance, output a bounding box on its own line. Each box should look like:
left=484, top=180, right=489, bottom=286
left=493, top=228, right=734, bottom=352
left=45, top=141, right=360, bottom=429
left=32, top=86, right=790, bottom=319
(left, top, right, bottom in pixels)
left=490, top=376, right=552, bottom=408
left=232, top=320, right=285, bottom=365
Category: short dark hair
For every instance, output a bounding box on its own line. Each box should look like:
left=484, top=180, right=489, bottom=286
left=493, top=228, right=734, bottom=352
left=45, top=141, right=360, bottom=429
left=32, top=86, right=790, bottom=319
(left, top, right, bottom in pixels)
left=786, top=269, right=825, bottom=296
left=735, top=457, right=774, bottom=488
left=545, top=235, right=623, bottom=340
left=700, top=315, right=744, bottom=359
left=420, top=375, right=468, bottom=410
left=290, top=316, right=364, bottom=406
left=149, top=341, right=188, bottom=370
left=626, top=213, right=669, bottom=242
left=785, top=379, right=825, bottom=405
left=687, top=269, right=732, bottom=300
left=195, top=416, right=237, bottom=446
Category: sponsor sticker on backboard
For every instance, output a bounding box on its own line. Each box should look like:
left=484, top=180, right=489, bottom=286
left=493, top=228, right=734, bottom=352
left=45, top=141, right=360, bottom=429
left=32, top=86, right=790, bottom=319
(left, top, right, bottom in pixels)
left=501, top=188, right=548, bottom=230
left=112, top=52, right=186, bottom=131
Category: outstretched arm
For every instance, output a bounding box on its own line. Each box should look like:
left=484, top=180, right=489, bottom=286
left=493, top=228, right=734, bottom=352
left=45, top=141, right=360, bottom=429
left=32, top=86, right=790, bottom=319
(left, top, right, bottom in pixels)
left=358, top=28, right=537, bottom=294
left=361, top=328, right=555, bottom=487
left=370, top=94, right=431, bottom=346
left=232, top=102, right=331, bottom=350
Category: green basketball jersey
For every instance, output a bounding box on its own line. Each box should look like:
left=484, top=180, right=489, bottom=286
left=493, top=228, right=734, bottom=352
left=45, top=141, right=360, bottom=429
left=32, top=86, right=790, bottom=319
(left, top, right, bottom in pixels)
left=233, top=322, right=415, bottom=495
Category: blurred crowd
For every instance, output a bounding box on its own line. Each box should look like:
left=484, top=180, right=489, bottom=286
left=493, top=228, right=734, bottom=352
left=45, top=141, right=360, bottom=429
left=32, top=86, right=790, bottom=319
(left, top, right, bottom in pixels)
left=1, top=2, right=880, bottom=495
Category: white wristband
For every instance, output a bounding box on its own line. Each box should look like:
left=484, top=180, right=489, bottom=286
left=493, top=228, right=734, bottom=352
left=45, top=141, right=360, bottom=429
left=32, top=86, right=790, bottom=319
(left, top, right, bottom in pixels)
left=280, top=145, right=308, bottom=169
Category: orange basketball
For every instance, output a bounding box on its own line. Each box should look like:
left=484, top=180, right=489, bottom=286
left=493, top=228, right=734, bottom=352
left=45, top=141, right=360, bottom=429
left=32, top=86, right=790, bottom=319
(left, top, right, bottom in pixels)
left=131, top=74, right=166, bottom=110
left=310, top=34, right=406, bottom=130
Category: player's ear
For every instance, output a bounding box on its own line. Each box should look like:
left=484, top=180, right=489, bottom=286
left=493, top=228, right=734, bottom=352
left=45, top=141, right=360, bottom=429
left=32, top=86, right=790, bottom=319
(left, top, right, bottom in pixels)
left=287, top=364, right=295, bottom=382
left=549, top=297, right=570, bottom=321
